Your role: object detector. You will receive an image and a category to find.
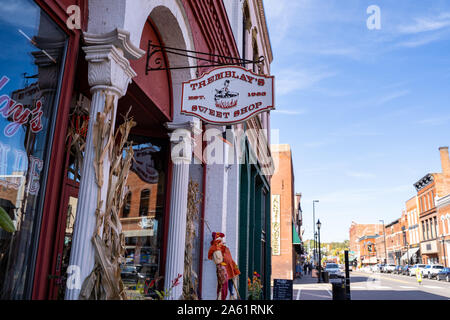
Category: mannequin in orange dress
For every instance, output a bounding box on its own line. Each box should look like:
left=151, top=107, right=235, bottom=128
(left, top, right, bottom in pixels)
left=208, top=232, right=240, bottom=300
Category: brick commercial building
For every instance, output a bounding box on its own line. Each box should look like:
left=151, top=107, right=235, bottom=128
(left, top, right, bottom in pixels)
left=359, top=235, right=379, bottom=266
left=349, top=222, right=382, bottom=265
left=435, top=147, right=450, bottom=267
left=384, top=219, right=403, bottom=265
left=270, top=144, right=299, bottom=281
left=0, top=0, right=275, bottom=300
left=402, top=196, right=421, bottom=264
left=436, top=194, right=450, bottom=267
left=414, top=147, right=450, bottom=265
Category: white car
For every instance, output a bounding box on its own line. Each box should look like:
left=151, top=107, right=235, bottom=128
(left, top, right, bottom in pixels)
left=409, top=264, right=427, bottom=277
left=324, top=263, right=343, bottom=278
left=423, top=265, right=445, bottom=279
left=384, top=264, right=396, bottom=273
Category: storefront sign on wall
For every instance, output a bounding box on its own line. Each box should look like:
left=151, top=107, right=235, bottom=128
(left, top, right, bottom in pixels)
left=272, top=194, right=281, bottom=256
left=181, top=66, right=274, bottom=124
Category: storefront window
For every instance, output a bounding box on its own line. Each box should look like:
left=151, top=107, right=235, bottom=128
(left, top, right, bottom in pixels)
left=0, top=0, right=68, bottom=299
left=119, top=135, right=167, bottom=300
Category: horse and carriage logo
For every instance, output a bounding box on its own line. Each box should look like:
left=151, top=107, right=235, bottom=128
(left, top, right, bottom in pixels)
left=214, top=80, right=239, bottom=109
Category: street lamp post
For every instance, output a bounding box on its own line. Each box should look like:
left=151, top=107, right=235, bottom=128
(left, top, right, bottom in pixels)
left=442, top=235, right=447, bottom=268
left=312, top=200, right=319, bottom=268
left=317, top=219, right=322, bottom=283
left=380, top=220, right=388, bottom=264
left=314, top=231, right=318, bottom=266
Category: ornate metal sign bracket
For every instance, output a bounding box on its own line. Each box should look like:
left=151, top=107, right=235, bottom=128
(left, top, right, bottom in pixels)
left=145, top=40, right=264, bottom=75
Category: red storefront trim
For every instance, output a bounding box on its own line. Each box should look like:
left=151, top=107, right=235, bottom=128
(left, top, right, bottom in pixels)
left=32, top=0, right=86, bottom=300
left=198, top=138, right=207, bottom=298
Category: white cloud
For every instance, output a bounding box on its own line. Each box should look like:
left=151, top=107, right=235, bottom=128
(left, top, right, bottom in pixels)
left=397, top=12, right=450, bottom=34
left=346, top=171, right=376, bottom=179
left=317, top=185, right=411, bottom=205
left=416, top=115, right=450, bottom=126
left=376, top=90, right=410, bottom=105
left=273, top=109, right=307, bottom=115
left=276, top=68, right=336, bottom=96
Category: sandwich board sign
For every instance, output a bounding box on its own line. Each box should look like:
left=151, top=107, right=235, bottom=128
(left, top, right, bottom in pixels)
left=181, top=65, right=274, bottom=124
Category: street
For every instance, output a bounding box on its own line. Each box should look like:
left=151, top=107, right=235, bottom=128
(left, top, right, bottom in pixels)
left=293, top=271, right=450, bottom=300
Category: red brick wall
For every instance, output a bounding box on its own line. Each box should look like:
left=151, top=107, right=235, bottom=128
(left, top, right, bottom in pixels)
left=271, top=145, right=295, bottom=280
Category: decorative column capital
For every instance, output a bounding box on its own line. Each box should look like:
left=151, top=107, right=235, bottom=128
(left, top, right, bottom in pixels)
left=165, top=121, right=199, bottom=165
left=83, top=29, right=145, bottom=97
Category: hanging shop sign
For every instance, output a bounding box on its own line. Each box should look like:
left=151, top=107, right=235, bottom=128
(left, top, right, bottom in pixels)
left=181, top=66, right=274, bottom=125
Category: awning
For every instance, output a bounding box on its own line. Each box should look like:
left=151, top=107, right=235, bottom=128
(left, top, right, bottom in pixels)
left=293, top=224, right=301, bottom=245
left=400, top=247, right=420, bottom=262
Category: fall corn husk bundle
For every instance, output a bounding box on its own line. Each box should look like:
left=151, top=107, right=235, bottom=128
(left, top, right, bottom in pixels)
left=79, top=94, right=135, bottom=300
left=66, top=95, right=89, bottom=180
left=182, top=179, right=202, bottom=300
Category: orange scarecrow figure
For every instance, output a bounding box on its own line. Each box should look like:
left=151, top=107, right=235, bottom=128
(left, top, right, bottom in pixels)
left=208, top=232, right=241, bottom=300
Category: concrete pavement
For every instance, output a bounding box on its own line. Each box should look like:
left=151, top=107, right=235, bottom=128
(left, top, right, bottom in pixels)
left=289, top=270, right=450, bottom=300
left=293, top=272, right=333, bottom=300
left=349, top=270, right=450, bottom=300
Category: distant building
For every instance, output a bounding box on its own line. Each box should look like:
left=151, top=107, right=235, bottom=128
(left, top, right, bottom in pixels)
left=349, top=222, right=382, bottom=265
left=270, top=144, right=299, bottom=281
left=402, top=196, right=421, bottom=264
left=358, top=235, right=379, bottom=266
left=384, top=219, right=403, bottom=265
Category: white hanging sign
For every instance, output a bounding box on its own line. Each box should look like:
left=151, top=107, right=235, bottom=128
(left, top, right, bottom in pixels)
left=181, top=66, right=274, bottom=124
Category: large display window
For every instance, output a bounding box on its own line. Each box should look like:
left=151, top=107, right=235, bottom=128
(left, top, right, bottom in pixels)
left=0, top=0, right=68, bottom=299
left=119, top=135, right=168, bottom=300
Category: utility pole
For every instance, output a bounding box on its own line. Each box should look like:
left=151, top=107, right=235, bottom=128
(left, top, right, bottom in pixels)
left=380, top=220, right=387, bottom=264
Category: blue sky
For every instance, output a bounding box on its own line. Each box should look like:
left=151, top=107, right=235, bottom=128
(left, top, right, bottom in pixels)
left=264, top=0, right=450, bottom=242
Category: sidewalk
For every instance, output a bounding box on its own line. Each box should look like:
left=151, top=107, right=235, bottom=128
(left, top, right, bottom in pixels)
left=293, top=272, right=333, bottom=300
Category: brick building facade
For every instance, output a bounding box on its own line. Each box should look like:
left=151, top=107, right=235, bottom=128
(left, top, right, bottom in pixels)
left=270, top=144, right=297, bottom=281
left=436, top=194, right=450, bottom=267
left=414, top=147, right=450, bottom=264
left=359, top=235, right=379, bottom=265
left=349, top=222, right=382, bottom=264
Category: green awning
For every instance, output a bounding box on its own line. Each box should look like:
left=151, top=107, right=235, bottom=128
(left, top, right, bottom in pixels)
left=293, top=224, right=301, bottom=245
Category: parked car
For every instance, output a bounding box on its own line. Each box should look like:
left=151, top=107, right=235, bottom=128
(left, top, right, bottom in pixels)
left=401, top=264, right=411, bottom=275
left=384, top=264, right=396, bottom=273
left=325, top=263, right=344, bottom=278
left=423, top=264, right=445, bottom=279
left=372, top=264, right=384, bottom=272
left=362, top=265, right=371, bottom=273
left=393, top=265, right=403, bottom=274
left=409, top=264, right=427, bottom=277
left=436, top=267, right=450, bottom=282
left=120, top=265, right=145, bottom=283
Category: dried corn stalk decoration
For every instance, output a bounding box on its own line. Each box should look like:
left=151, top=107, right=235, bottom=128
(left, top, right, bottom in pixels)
left=79, top=93, right=136, bottom=300
left=183, top=179, right=202, bottom=300
left=66, top=95, right=89, bottom=180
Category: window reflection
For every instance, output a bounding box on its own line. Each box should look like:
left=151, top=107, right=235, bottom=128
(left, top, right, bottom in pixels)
left=0, top=0, right=67, bottom=299
left=119, top=136, right=167, bottom=300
